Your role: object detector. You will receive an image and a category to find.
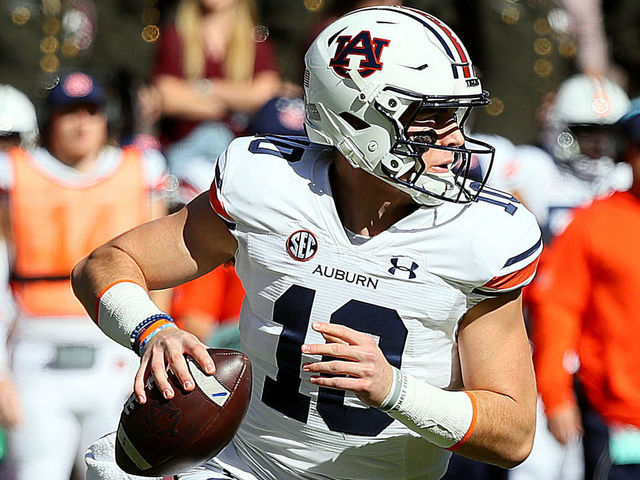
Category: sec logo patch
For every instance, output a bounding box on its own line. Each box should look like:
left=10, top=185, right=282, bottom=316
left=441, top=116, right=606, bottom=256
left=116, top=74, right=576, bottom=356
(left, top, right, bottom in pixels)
left=286, top=230, right=318, bottom=261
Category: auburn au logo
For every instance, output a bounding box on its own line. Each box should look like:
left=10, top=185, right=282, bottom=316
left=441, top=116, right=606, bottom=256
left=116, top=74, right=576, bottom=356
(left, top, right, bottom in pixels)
left=329, top=31, right=390, bottom=78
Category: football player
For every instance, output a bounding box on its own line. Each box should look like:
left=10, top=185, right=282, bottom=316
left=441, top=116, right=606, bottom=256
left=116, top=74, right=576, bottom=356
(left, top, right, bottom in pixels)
left=0, top=83, right=37, bottom=480
left=74, top=7, right=542, bottom=480
left=0, top=85, right=38, bottom=151
left=486, top=76, right=631, bottom=480
left=527, top=97, right=640, bottom=480
left=489, top=74, right=631, bottom=244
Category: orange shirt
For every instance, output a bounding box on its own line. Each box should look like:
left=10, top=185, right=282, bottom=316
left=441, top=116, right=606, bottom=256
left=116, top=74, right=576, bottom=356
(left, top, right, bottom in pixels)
left=530, top=191, right=640, bottom=427
left=170, top=264, right=244, bottom=327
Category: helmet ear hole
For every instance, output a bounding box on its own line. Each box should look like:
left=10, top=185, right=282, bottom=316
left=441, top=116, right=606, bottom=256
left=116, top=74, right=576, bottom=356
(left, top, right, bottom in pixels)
left=339, top=112, right=370, bottom=131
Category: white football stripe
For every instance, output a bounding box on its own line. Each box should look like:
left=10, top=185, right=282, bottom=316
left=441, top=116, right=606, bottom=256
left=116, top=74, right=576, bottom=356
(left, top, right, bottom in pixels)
left=187, top=357, right=231, bottom=407
left=117, top=424, right=152, bottom=470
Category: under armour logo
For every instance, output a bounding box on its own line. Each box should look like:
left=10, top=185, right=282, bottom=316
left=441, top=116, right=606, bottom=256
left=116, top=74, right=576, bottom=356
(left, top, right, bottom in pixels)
left=389, top=258, right=419, bottom=279
left=329, top=31, right=390, bottom=78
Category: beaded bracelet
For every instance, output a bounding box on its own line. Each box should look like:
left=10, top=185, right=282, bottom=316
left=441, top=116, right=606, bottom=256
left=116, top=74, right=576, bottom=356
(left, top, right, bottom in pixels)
left=138, top=322, right=177, bottom=355
left=130, top=314, right=176, bottom=356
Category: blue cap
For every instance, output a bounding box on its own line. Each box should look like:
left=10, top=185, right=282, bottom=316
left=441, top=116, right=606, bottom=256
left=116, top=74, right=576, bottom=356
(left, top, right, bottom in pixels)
left=47, top=72, right=105, bottom=109
left=247, top=96, right=306, bottom=136
left=618, top=97, right=640, bottom=145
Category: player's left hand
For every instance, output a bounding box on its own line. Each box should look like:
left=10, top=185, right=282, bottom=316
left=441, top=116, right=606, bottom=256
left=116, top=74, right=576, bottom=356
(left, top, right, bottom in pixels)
left=301, top=322, right=393, bottom=408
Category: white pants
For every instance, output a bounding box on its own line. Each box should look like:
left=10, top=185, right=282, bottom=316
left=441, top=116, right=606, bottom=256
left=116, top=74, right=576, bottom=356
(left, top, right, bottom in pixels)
left=86, top=432, right=260, bottom=480
left=9, top=317, right=138, bottom=480
left=509, top=399, right=583, bottom=480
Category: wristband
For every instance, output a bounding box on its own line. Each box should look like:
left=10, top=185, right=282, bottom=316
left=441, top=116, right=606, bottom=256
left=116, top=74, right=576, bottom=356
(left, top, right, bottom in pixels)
left=96, top=281, right=166, bottom=349
left=139, top=322, right=177, bottom=355
left=383, top=372, right=477, bottom=449
left=379, top=367, right=404, bottom=411
left=130, top=314, right=177, bottom=356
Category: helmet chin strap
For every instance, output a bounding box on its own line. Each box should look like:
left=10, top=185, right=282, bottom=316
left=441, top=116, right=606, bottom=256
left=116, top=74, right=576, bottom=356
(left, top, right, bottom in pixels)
left=418, top=172, right=456, bottom=195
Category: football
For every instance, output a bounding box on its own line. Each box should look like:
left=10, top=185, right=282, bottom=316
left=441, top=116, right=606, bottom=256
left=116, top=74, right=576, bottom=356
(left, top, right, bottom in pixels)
left=115, top=348, right=252, bottom=477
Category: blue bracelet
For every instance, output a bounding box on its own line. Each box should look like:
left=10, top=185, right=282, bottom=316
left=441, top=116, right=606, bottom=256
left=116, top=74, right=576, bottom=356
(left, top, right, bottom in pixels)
left=138, top=323, right=178, bottom=355
left=130, top=314, right=175, bottom=355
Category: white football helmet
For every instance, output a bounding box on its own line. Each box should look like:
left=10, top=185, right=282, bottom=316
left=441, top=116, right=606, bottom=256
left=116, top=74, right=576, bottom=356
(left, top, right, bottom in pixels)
left=304, top=6, right=494, bottom=206
left=544, top=74, right=630, bottom=180
left=0, top=85, right=38, bottom=148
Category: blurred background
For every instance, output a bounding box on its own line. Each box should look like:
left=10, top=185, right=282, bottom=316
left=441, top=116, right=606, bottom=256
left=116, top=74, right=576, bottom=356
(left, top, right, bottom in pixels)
left=1, top=0, right=638, bottom=146
left=1, top=2, right=640, bottom=480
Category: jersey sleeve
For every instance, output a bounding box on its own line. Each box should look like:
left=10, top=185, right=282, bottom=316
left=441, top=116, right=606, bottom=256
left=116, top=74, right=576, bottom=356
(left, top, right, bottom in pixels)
left=209, top=137, right=269, bottom=228
left=207, top=136, right=315, bottom=230
left=208, top=145, right=236, bottom=225
left=474, top=236, right=542, bottom=296
left=467, top=203, right=543, bottom=305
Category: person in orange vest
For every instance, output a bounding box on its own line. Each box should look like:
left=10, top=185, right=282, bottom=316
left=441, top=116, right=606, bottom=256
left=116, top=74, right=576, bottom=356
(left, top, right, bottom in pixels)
left=0, top=72, right=168, bottom=480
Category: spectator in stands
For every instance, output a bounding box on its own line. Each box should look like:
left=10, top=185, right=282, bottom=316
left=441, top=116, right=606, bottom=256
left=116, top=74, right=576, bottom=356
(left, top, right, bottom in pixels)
left=529, top=97, right=640, bottom=480
left=0, top=72, right=168, bottom=480
left=150, top=0, right=281, bottom=178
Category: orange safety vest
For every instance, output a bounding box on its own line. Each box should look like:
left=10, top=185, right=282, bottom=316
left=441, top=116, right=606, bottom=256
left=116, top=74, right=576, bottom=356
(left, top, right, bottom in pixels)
left=8, top=146, right=151, bottom=317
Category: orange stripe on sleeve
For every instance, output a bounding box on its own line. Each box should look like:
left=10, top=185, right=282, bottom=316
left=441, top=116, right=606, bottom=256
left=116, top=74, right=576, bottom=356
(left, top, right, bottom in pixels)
left=483, top=257, right=539, bottom=291
left=209, top=187, right=233, bottom=222
left=447, top=392, right=478, bottom=451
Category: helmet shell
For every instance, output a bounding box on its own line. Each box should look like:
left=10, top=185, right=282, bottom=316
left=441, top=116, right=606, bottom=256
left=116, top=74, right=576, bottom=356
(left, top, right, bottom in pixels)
left=0, top=85, right=38, bottom=146
left=303, top=6, right=490, bottom=205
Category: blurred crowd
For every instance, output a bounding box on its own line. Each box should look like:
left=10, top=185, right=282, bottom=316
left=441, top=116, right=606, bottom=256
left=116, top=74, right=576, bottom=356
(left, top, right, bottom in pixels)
left=0, top=0, right=639, bottom=479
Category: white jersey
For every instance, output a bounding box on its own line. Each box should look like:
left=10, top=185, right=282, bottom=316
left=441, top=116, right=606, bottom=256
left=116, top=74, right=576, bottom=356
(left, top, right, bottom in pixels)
left=489, top=144, right=631, bottom=242
left=210, top=135, right=542, bottom=480
left=471, top=133, right=519, bottom=192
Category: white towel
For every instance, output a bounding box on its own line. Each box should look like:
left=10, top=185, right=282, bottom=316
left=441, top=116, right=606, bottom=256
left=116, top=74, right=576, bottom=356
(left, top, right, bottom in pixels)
left=85, top=432, right=162, bottom=480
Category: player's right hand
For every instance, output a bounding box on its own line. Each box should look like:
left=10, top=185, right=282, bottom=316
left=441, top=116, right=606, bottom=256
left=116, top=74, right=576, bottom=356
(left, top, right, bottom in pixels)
left=547, top=404, right=583, bottom=444
left=134, top=326, right=215, bottom=404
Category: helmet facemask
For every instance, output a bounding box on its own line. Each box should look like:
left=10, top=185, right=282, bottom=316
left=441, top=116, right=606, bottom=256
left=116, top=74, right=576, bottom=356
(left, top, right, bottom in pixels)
left=308, top=74, right=495, bottom=206
left=380, top=86, right=495, bottom=205
left=552, top=123, right=618, bottom=181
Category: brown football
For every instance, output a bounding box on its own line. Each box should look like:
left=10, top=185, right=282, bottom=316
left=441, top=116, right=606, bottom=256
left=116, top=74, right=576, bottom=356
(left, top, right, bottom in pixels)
left=115, top=348, right=252, bottom=477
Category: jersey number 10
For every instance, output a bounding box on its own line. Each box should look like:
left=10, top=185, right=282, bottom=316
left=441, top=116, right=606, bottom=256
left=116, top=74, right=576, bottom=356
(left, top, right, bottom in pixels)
left=261, top=285, right=408, bottom=436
